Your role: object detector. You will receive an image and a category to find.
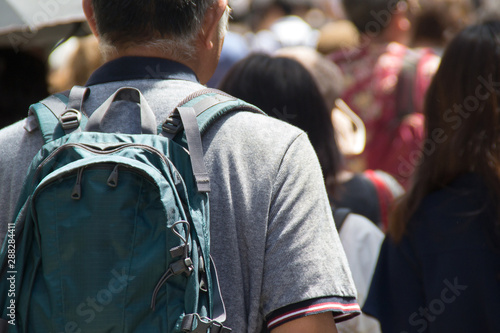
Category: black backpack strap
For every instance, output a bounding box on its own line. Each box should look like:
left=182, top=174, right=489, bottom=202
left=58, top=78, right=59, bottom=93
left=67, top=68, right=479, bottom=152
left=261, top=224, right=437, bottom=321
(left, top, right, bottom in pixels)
left=333, top=207, right=351, bottom=231
left=160, top=88, right=265, bottom=193
left=395, top=50, right=419, bottom=120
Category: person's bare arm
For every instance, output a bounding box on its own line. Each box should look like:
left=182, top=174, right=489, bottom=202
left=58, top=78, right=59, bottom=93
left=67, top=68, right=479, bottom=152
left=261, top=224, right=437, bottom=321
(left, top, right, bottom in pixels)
left=270, top=312, right=339, bottom=333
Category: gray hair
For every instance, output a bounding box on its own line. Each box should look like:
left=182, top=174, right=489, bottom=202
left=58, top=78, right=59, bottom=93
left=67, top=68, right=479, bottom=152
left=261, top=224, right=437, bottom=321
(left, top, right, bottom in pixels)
left=92, top=0, right=229, bottom=60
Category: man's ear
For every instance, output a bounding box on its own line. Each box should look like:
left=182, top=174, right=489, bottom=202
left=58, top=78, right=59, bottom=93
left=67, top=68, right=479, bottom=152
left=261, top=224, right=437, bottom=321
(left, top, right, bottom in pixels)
left=199, top=0, right=228, bottom=49
left=82, top=0, right=99, bottom=38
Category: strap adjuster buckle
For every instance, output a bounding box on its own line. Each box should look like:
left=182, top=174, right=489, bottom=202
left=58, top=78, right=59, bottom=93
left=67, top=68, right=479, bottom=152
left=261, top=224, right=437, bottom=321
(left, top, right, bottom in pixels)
left=60, top=109, right=82, bottom=130
left=162, top=113, right=182, bottom=134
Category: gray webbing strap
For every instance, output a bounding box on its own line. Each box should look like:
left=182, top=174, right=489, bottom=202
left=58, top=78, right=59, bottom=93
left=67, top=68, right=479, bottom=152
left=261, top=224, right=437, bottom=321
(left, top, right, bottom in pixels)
left=66, top=85, right=89, bottom=112
left=58, top=86, right=89, bottom=134
left=85, top=87, right=157, bottom=135
left=178, top=257, right=231, bottom=332
left=177, top=106, right=211, bottom=193
left=210, top=255, right=227, bottom=323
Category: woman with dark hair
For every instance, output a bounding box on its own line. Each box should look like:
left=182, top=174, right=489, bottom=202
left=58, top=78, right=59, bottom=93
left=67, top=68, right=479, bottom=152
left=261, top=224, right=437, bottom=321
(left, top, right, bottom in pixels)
left=218, top=53, right=343, bottom=192
left=219, top=50, right=404, bottom=229
left=219, top=52, right=384, bottom=333
left=363, top=20, right=500, bottom=333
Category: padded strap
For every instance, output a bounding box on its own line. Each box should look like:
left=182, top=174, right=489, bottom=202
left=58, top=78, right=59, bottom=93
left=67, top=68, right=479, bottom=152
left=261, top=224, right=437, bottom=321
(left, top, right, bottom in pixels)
left=177, top=106, right=211, bottom=193
left=192, top=95, right=235, bottom=116
left=25, top=86, right=91, bottom=142
left=42, top=94, right=69, bottom=114
left=25, top=93, right=69, bottom=143
left=161, top=93, right=236, bottom=140
left=162, top=90, right=266, bottom=193
left=161, top=89, right=265, bottom=139
left=195, top=96, right=265, bottom=136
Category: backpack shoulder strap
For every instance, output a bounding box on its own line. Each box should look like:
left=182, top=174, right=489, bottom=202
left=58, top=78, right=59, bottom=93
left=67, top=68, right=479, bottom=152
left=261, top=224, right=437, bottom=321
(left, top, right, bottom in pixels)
left=25, top=93, right=69, bottom=143
left=363, top=169, right=395, bottom=231
left=333, top=207, right=351, bottom=231
left=162, top=88, right=265, bottom=137
left=395, top=50, right=420, bottom=120
left=25, top=86, right=90, bottom=143
left=160, top=88, right=265, bottom=193
left=162, top=89, right=261, bottom=332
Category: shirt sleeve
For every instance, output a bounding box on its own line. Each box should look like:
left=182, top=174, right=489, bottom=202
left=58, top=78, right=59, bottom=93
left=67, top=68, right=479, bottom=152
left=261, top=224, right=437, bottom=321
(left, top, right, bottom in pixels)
left=266, top=296, right=360, bottom=330
left=262, top=133, right=360, bottom=329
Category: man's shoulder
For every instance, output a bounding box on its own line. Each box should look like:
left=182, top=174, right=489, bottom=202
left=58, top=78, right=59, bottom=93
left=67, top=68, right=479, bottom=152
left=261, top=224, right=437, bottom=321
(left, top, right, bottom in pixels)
left=203, top=109, right=306, bottom=156
left=218, top=109, right=301, bottom=133
left=0, top=120, right=22, bottom=142
left=142, top=80, right=307, bottom=149
left=0, top=119, right=44, bottom=164
left=0, top=119, right=34, bottom=148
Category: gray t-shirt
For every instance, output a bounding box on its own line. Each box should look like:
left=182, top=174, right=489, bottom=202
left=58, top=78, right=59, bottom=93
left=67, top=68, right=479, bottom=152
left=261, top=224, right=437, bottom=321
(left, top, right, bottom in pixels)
left=0, top=61, right=357, bottom=332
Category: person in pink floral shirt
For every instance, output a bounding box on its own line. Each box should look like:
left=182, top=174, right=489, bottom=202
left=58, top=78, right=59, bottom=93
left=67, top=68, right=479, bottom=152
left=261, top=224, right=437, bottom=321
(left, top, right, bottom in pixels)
left=331, top=0, right=440, bottom=187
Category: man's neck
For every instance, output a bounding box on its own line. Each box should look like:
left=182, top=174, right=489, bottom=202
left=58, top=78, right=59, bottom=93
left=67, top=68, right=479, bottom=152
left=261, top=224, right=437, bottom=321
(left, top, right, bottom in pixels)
left=103, top=46, right=213, bottom=84
left=108, top=47, right=194, bottom=68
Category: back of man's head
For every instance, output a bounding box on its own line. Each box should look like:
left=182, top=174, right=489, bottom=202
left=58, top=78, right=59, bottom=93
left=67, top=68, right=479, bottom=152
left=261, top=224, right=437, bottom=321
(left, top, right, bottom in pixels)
left=342, top=0, right=406, bottom=34
left=91, top=0, right=217, bottom=56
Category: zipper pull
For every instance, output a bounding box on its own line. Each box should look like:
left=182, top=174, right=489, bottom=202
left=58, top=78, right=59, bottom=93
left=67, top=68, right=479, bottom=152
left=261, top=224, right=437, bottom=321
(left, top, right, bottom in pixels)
left=107, top=165, right=119, bottom=188
left=72, top=168, right=84, bottom=200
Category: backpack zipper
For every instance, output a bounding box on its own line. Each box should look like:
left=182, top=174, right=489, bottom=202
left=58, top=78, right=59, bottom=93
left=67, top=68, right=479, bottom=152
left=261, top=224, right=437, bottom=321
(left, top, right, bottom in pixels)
left=31, top=143, right=181, bottom=189
left=71, top=167, right=84, bottom=200
left=107, top=164, right=120, bottom=188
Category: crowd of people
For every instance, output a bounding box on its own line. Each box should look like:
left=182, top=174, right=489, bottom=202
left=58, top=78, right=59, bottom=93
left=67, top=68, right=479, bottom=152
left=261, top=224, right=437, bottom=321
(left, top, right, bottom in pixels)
left=1, top=0, right=500, bottom=332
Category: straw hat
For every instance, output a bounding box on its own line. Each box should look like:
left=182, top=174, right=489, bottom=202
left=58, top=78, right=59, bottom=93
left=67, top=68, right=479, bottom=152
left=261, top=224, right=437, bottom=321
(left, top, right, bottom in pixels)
left=332, top=98, right=366, bottom=156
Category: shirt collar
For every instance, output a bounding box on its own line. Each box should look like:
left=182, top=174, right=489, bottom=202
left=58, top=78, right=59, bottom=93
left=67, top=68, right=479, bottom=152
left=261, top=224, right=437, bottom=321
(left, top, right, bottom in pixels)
left=86, top=56, right=200, bottom=86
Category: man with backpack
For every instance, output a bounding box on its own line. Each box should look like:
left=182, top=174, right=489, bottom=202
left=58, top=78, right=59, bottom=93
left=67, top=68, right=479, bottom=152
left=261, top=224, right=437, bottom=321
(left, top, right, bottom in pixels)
left=0, top=0, right=359, bottom=332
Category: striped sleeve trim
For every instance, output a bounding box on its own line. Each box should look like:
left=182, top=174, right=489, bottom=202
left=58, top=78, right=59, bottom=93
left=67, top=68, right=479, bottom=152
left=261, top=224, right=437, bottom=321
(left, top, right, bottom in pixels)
left=266, top=297, right=360, bottom=330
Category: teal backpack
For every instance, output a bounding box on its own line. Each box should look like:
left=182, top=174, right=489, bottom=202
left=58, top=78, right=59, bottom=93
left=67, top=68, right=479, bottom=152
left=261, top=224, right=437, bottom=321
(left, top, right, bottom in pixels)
left=0, top=86, right=263, bottom=333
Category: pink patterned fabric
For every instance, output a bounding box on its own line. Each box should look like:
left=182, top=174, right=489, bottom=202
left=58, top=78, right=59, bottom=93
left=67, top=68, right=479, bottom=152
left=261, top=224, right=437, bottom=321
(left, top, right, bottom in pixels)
left=331, top=42, right=440, bottom=187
